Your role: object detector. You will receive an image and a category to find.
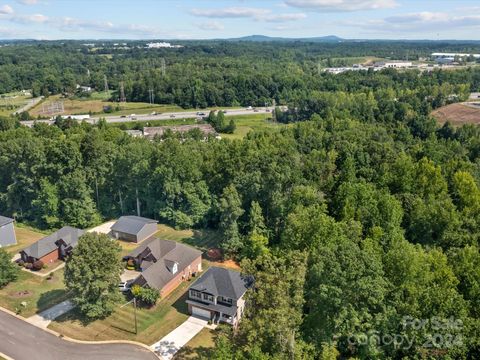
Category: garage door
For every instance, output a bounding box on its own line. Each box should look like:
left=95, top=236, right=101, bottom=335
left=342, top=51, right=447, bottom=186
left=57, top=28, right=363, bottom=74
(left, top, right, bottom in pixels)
left=192, top=306, right=211, bottom=319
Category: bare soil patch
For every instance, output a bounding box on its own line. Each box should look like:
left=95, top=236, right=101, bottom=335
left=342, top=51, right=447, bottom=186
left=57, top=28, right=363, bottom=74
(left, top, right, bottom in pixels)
left=432, top=103, right=480, bottom=126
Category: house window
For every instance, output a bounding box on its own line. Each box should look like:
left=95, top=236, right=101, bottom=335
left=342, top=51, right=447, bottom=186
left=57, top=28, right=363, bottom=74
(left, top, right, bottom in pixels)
left=190, top=290, right=202, bottom=300
left=203, top=293, right=214, bottom=302
left=218, top=296, right=233, bottom=305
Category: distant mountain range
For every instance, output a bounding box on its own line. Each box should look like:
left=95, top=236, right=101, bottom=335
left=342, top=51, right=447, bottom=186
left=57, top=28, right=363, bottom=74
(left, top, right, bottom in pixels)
left=228, top=35, right=344, bottom=43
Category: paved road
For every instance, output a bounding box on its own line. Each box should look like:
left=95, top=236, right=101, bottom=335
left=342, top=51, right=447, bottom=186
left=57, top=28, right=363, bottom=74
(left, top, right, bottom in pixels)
left=13, top=96, right=44, bottom=115
left=20, top=107, right=279, bottom=127
left=0, top=310, right=158, bottom=360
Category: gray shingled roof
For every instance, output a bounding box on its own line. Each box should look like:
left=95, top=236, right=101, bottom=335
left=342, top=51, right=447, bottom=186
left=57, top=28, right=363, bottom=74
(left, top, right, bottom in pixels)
left=0, top=216, right=14, bottom=227
left=127, top=238, right=202, bottom=290
left=111, top=216, right=157, bottom=236
left=190, top=267, right=252, bottom=300
left=21, top=226, right=84, bottom=259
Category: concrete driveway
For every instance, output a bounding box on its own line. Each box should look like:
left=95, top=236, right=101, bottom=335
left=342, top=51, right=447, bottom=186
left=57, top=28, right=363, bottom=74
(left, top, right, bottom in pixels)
left=27, top=300, right=75, bottom=328
left=88, top=220, right=115, bottom=235
left=0, top=309, right=158, bottom=360
left=151, top=316, right=207, bottom=360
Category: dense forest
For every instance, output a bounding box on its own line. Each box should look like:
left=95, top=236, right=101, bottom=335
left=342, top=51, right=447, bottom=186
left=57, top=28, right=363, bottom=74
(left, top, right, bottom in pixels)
left=1, top=41, right=480, bottom=108
left=1, top=41, right=480, bottom=359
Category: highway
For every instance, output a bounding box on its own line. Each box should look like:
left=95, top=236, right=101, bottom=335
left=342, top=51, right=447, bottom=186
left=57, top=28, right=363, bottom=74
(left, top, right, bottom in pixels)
left=0, top=309, right=158, bottom=360
left=20, top=107, right=278, bottom=127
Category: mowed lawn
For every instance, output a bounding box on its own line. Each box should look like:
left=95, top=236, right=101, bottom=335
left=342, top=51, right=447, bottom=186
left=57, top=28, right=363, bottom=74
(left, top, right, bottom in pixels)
left=49, top=279, right=194, bottom=345
left=174, top=328, right=216, bottom=359
left=221, top=114, right=289, bottom=140
left=7, top=224, right=46, bottom=255
left=0, top=269, right=69, bottom=317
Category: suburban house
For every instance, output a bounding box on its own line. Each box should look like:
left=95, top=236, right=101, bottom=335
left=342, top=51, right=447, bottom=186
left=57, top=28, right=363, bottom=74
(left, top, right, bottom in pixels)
left=124, top=238, right=202, bottom=298
left=0, top=216, right=16, bottom=248
left=20, top=226, right=84, bottom=264
left=111, top=216, right=158, bottom=243
left=186, top=267, right=253, bottom=327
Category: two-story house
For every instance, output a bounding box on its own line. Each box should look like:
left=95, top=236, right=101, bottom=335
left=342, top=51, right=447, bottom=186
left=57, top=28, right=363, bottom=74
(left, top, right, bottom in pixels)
left=186, top=266, right=253, bottom=327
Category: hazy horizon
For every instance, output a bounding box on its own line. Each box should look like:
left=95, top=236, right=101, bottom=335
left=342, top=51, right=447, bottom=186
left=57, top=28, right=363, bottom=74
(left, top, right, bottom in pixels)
left=1, top=0, right=480, bottom=41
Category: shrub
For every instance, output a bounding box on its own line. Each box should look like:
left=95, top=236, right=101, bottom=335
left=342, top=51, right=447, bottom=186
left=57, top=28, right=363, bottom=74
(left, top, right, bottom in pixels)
left=17, top=259, right=25, bottom=267
left=25, top=262, right=33, bottom=270
left=130, top=284, right=142, bottom=298
left=138, top=287, right=160, bottom=306
left=32, top=260, right=44, bottom=271
left=0, top=248, right=18, bottom=287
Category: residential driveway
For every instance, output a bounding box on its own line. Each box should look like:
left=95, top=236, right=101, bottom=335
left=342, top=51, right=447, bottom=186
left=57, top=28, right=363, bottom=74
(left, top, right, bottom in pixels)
left=27, top=300, right=75, bottom=328
left=151, top=316, right=207, bottom=360
left=88, top=220, right=116, bottom=235
left=121, top=269, right=140, bottom=282
left=0, top=309, right=158, bottom=360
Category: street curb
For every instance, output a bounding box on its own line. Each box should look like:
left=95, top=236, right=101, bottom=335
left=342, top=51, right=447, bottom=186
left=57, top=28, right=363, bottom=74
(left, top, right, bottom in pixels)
left=0, top=351, right=15, bottom=360
left=0, top=306, right=160, bottom=359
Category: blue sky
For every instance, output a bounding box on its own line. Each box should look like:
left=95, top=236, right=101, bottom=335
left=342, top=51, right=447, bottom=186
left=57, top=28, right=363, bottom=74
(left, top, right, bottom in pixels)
left=0, top=0, right=480, bottom=40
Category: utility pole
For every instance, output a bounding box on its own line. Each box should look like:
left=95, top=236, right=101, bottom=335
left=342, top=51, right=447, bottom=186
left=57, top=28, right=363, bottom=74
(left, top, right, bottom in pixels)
left=148, top=89, right=154, bottom=104
left=160, top=58, right=166, bottom=76
left=104, top=75, right=109, bottom=93
left=134, top=297, right=138, bottom=335
left=119, top=81, right=126, bottom=103
left=136, top=187, right=141, bottom=217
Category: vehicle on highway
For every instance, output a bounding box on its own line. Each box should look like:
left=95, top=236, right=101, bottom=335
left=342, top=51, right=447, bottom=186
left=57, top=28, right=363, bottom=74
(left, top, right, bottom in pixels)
left=254, top=109, right=259, bottom=112
left=196, top=112, right=206, bottom=116
left=151, top=112, right=157, bottom=115
left=120, top=115, right=126, bottom=118
left=247, top=106, right=253, bottom=110
left=170, top=114, right=176, bottom=118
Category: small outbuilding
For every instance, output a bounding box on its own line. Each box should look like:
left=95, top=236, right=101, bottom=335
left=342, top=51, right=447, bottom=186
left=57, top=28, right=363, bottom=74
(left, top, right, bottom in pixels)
left=111, top=216, right=158, bottom=243
left=0, top=215, right=17, bottom=248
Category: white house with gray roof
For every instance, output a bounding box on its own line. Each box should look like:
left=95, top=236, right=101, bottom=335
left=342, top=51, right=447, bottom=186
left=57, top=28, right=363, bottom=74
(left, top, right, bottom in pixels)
left=0, top=216, right=16, bottom=248
left=186, top=267, right=253, bottom=327
left=111, top=216, right=158, bottom=243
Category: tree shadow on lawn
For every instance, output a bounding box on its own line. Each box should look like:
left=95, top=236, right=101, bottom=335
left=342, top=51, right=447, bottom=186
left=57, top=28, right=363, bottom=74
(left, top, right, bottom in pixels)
left=173, top=345, right=213, bottom=359
left=181, top=229, right=220, bottom=252
left=171, top=290, right=190, bottom=315
left=36, top=289, right=70, bottom=313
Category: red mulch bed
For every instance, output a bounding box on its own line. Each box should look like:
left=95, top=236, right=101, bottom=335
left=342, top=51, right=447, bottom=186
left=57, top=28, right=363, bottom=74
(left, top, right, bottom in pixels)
left=207, top=248, right=223, bottom=261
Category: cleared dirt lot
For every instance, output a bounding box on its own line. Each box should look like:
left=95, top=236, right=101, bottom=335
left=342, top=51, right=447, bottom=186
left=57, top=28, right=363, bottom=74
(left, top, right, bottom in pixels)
left=432, top=102, right=480, bottom=126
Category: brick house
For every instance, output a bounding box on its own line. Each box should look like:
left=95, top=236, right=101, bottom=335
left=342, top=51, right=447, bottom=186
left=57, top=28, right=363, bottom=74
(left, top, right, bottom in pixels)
left=186, top=267, right=253, bottom=327
left=20, top=226, right=84, bottom=264
left=125, top=238, right=203, bottom=298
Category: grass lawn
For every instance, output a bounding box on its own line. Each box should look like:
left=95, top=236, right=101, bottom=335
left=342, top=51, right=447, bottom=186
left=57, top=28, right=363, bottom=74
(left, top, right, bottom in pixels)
left=49, top=279, right=194, bottom=345
left=28, top=93, right=244, bottom=118
left=0, top=91, right=32, bottom=117
left=220, top=114, right=288, bottom=140
left=155, top=224, right=222, bottom=252
left=6, top=224, right=46, bottom=255
left=174, top=328, right=216, bottom=359
left=0, top=269, right=69, bottom=317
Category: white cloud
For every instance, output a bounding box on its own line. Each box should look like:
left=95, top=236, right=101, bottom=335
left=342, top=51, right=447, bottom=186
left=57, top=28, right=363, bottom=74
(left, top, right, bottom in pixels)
left=0, top=4, right=14, bottom=14
left=197, top=21, right=225, bottom=31
left=264, top=13, right=307, bottom=22
left=11, top=13, right=48, bottom=23
left=190, top=7, right=270, bottom=19
left=190, top=7, right=306, bottom=23
left=284, top=0, right=398, bottom=12
left=346, top=11, right=480, bottom=33
left=16, top=0, right=38, bottom=4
